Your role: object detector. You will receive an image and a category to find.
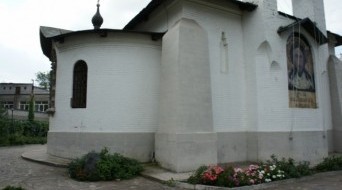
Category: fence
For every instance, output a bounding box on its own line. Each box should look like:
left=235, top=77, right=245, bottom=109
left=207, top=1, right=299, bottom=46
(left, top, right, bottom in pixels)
left=6, top=109, right=49, bottom=122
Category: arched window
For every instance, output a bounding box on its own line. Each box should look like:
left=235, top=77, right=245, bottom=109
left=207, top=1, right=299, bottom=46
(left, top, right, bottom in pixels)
left=72, top=60, right=87, bottom=108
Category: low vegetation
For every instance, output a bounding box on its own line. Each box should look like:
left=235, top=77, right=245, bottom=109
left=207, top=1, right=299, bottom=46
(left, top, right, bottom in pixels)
left=1, top=186, right=25, bottom=190
left=187, top=154, right=342, bottom=188
left=0, top=118, right=48, bottom=146
left=314, top=155, right=342, bottom=172
left=68, top=148, right=143, bottom=181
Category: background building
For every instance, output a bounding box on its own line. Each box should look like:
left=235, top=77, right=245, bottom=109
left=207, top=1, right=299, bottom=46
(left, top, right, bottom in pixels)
left=0, top=83, right=49, bottom=121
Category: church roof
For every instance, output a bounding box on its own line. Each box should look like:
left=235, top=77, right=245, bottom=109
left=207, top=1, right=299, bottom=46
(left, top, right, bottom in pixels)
left=40, top=26, right=164, bottom=60
left=278, top=11, right=342, bottom=47
left=40, top=26, right=72, bottom=59
left=123, top=0, right=257, bottom=30
left=327, top=31, right=342, bottom=47
left=277, top=12, right=328, bottom=45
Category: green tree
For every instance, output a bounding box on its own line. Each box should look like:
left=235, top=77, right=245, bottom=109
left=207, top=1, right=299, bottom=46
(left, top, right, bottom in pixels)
left=0, top=102, right=7, bottom=119
left=35, top=71, right=50, bottom=90
left=28, top=96, right=35, bottom=122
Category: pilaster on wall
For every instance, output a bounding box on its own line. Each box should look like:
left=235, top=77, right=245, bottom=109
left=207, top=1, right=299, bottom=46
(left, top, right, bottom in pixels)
left=156, top=18, right=217, bottom=172
left=328, top=56, right=342, bottom=152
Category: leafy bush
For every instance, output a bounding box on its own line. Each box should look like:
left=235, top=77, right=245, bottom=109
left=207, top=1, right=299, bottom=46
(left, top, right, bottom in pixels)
left=263, top=155, right=312, bottom=178
left=215, top=166, right=235, bottom=187
left=0, top=119, right=48, bottom=146
left=0, top=103, right=7, bottom=119
left=28, top=97, right=34, bottom=122
left=187, top=165, right=207, bottom=184
left=315, top=155, right=342, bottom=172
left=2, top=186, right=25, bottom=190
left=68, top=148, right=143, bottom=181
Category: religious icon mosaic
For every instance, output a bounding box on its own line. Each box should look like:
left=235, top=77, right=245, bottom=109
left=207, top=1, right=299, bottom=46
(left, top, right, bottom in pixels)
left=287, top=33, right=317, bottom=108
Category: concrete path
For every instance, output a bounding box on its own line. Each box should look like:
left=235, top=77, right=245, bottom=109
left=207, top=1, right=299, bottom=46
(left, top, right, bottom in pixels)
left=1, top=145, right=342, bottom=190
left=0, top=145, right=181, bottom=190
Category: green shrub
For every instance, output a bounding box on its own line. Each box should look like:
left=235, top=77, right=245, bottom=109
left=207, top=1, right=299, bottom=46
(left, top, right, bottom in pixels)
left=187, top=165, right=208, bottom=184
left=216, top=166, right=235, bottom=187
left=68, top=148, right=143, bottom=181
left=0, top=119, right=48, bottom=146
left=0, top=103, right=7, bottom=119
left=28, top=97, right=34, bottom=122
left=22, top=121, right=48, bottom=137
left=2, top=186, right=25, bottom=190
left=263, top=155, right=312, bottom=178
left=315, top=155, right=342, bottom=172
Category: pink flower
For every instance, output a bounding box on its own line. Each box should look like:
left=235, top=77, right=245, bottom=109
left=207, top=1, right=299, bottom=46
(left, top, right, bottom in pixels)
left=202, top=165, right=224, bottom=183
left=249, top=165, right=259, bottom=171
left=213, top=166, right=224, bottom=175
left=234, top=168, right=244, bottom=173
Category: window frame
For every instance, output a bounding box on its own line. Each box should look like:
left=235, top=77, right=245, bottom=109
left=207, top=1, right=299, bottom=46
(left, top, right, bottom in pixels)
left=71, top=60, right=88, bottom=108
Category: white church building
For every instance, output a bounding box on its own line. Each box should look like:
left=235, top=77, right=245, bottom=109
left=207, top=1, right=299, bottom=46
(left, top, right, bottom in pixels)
left=40, top=0, right=342, bottom=172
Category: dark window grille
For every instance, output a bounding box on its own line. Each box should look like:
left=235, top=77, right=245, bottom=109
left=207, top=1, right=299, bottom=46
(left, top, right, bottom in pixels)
left=72, top=61, right=88, bottom=108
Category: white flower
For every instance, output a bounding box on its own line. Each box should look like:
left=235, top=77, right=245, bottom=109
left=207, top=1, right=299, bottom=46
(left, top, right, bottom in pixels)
left=265, top=178, right=272, bottom=183
left=272, top=175, right=276, bottom=179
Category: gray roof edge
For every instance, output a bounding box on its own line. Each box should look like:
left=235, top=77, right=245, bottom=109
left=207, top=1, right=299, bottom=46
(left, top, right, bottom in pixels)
left=40, top=26, right=73, bottom=38
left=123, top=0, right=257, bottom=30
left=39, top=26, right=164, bottom=59
left=327, top=31, right=342, bottom=47
left=277, top=17, right=328, bottom=45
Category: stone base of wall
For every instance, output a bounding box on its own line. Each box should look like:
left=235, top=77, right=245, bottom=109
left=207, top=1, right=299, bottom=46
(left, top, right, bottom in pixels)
left=47, top=132, right=155, bottom=162
left=47, top=130, right=330, bottom=169
left=247, top=131, right=329, bottom=165
left=217, top=131, right=328, bottom=165
left=217, top=132, right=247, bottom=163
left=155, top=132, right=217, bottom=173
left=327, top=129, right=334, bottom=153
left=334, top=130, right=342, bottom=152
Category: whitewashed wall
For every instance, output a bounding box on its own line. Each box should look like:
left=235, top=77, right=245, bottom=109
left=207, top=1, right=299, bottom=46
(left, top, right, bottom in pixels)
left=242, top=0, right=332, bottom=133
left=134, top=0, right=332, bottom=134
left=181, top=1, right=247, bottom=132
left=50, top=32, right=161, bottom=133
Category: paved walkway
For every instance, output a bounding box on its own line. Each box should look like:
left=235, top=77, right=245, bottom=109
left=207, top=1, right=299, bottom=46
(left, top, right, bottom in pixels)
left=1, top=145, right=342, bottom=190
left=0, top=145, right=181, bottom=190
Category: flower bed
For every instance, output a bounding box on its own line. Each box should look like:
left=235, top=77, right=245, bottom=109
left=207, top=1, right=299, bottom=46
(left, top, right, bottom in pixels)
left=187, top=155, right=312, bottom=188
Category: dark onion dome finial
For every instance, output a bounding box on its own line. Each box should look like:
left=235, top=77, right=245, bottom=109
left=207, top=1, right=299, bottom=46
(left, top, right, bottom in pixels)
left=92, top=0, right=103, bottom=30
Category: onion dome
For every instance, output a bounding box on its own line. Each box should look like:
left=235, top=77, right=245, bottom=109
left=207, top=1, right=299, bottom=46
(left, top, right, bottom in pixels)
left=92, top=1, right=103, bottom=30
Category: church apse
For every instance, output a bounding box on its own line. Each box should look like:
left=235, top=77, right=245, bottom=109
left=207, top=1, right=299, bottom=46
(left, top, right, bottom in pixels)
left=287, top=33, right=317, bottom=108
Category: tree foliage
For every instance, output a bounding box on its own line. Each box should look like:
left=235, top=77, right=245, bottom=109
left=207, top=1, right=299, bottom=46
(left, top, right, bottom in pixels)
left=28, top=96, right=34, bottom=122
left=0, top=102, right=7, bottom=119
left=35, top=71, right=50, bottom=90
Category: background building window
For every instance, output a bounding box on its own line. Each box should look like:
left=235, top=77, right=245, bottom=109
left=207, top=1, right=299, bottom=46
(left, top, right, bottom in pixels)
left=19, top=101, right=29, bottom=111
left=72, top=60, right=88, bottom=108
left=2, top=101, right=14, bottom=109
left=35, top=101, right=49, bottom=112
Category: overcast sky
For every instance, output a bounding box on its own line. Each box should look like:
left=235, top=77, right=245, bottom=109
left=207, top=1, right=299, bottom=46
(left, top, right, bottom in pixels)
left=0, top=0, right=341, bottom=83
